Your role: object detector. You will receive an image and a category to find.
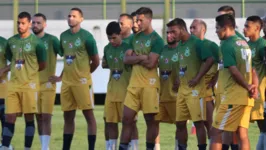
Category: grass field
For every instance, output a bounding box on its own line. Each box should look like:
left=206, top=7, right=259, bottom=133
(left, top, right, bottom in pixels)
left=10, top=105, right=259, bottom=150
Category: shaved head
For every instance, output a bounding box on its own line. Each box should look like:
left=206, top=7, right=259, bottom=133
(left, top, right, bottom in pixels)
left=190, top=19, right=207, bottom=39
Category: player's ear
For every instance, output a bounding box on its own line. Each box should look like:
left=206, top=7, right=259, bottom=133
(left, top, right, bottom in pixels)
left=81, top=17, right=84, bottom=22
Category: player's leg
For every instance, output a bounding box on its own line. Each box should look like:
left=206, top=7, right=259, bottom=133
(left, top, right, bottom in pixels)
left=103, top=97, right=109, bottom=150
left=61, top=85, right=76, bottom=150
left=129, top=120, right=139, bottom=150
left=0, top=99, right=5, bottom=143
left=210, top=127, right=223, bottom=150
left=204, top=98, right=214, bottom=140
left=175, top=93, right=190, bottom=150
left=119, top=87, right=140, bottom=150
left=2, top=92, right=21, bottom=148
left=24, top=113, right=35, bottom=149
left=73, top=85, right=96, bottom=150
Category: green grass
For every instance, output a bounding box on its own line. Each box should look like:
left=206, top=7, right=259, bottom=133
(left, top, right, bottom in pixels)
left=10, top=105, right=259, bottom=150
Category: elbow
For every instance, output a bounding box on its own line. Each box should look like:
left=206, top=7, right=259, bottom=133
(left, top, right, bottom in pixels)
left=206, top=57, right=214, bottom=66
left=38, top=62, right=46, bottom=71
left=123, top=58, right=130, bottom=65
left=146, top=62, right=157, bottom=69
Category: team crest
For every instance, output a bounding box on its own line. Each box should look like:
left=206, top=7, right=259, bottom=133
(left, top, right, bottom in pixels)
left=109, top=55, right=113, bottom=59
left=44, top=41, right=48, bottom=50
left=145, top=40, right=151, bottom=47
left=180, top=54, right=184, bottom=60
left=24, top=43, right=31, bottom=52
left=184, top=47, right=190, bottom=57
left=164, top=58, right=169, bottom=64
left=171, top=53, right=178, bottom=62
left=29, top=83, right=36, bottom=89
left=114, top=57, right=118, bottom=63
left=12, top=45, right=16, bottom=49
left=75, top=38, right=81, bottom=47
left=251, top=48, right=255, bottom=58
left=69, top=43, right=73, bottom=48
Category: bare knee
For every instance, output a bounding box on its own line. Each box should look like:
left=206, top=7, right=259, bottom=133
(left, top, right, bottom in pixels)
left=83, top=109, right=95, bottom=123
left=194, top=121, right=205, bottom=129
left=64, top=110, right=76, bottom=124
left=176, top=121, right=187, bottom=131
left=5, top=114, right=17, bottom=123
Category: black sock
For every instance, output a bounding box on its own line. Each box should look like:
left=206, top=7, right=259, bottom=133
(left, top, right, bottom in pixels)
left=25, top=121, right=35, bottom=148
left=119, top=143, right=129, bottom=150
left=230, top=144, right=239, bottom=150
left=146, top=142, right=155, bottom=150
left=2, top=122, right=14, bottom=147
left=88, top=135, right=96, bottom=150
left=63, top=134, right=73, bottom=150
left=222, top=144, right=229, bottom=150
left=0, top=103, right=5, bottom=142
left=198, top=144, right=207, bottom=150
left=178, top=144, right=187, bottom=150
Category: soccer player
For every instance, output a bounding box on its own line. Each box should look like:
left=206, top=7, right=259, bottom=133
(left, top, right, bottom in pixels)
left=210, top=14, right=258, bottom=150
left=217, top=5, right=246, bottom=41
left=190, top=19, right=219, bottom=141
left=2, top=11, right=47, bottom=149
left=171, top=18, right=214, bottom=150
left=154, top=21, right=179, bottom=150
left=32, top=13, right=63, bottom=150
left=119, top=7, right=164, bottom=150
left=53, top=8, right=99, bottom=150
left=130, top=12, right=140, bottom=34
left=243, top=16, right=266, bottom=150
left=102, top=21, right=133, bottom=150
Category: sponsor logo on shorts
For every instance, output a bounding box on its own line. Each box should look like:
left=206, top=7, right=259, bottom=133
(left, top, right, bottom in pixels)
left=29, top=83, right=36, bottom=89
left=192, top=90, right=199, bottom=97
left=80, top=78, right=87, bottom=84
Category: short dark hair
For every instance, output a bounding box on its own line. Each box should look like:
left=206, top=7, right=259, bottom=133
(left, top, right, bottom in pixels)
left=136, top=7, right=153, bottom=18
left=34, top=13, right=47, bottom=21
left=131, top=11, right=137, bottom=17
left=216, top=14, right=236, bottom=29
left=119, top=13, right=133, bottom=22
left=247, top=15, right=263, bottom=30
left=167, top=18, right=188, bottom=31
left=106, top=21, right=121, bottom=36
left=218, top=5, right=235, bottom=18
left=18, top=11, right=31, bottom=22
left=71, top=7, right=83, bottom=17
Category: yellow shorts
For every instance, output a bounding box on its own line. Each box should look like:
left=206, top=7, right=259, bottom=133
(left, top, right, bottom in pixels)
left=105, top=100, right=123, bottom=123
left=124, top=87, right=159, bottom=114
left=212, top=105, right=252, bottom=131
left=0, top=82, right=7, bottom=99
left=37, top=91, right=56, bottom=114
left=6, top=91, right=38, bottom=114
left=250, top=100, right=264, bottom=121
left=155, top=101, right=176, bottom=123
left=176, top=93, right=206, bottom=122
left=61, top=84, right=94, bottom=111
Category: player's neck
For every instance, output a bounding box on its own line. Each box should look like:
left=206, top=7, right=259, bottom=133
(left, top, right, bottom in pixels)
left=224, top=30, right=236, bottom=39
left=181, top=32, right=190, bottom=43
left=35, top=31, right=45, bottom=38
left=168, top=42, right=178, bottom=48
left=143, top=26, right=153, bottom=35
left=199, top=34, right=204, bottom=40
left=20, top=31, right=31, bottom=39
left=249, top=33, right=260, bottom=42
left=121, top=31, right=131, bottom=39
left=70, top=25, right=81, bottom=34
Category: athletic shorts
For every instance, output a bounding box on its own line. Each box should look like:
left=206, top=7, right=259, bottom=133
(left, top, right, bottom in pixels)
left=37, top=91, right=56, bottom=114
left=155, top=101, right=176, bottom=123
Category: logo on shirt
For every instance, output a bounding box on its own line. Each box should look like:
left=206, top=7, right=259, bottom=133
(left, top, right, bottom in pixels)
left=179, top=66, right=187, bottom=77
left=236, top=40, right=248, bottom=47
left=80, top=78, right=88, bottom=84
left=119, top=51, right=124, bottom=60
left=145, top=40, right=151, bottom=47
left=12, top=45, right=16, bottom=49
left=24, top=43, right=31, bottom=52
left=46, top=82, right=52, bottom=89
left=164, top=58, right=169, bottom=64
left=29, top=83, right=36, bottom=89
left=114, top=57, right=118, bottom=63
left=184, top=47, right=190, bottom=57
left=75, top=38, right=81, bottom=47
left=69, top=43, right=73, bottom=48
left=171, top=53, right=178, bottom=62
left=251, top=48, right=255, bottom=58
left=44, top=41, right=48, bottom=50
left=191, top=90, right=199, bottom=97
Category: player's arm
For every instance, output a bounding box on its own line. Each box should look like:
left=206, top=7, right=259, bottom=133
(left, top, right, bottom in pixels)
left=139, top=37, right=164, bottom=69
left=123, top=49, right=148, bottom=65
left=0, top=39, right=11, bottom=77
left=102, top=46, right=109, bottom=69
left=36, top=41, right=47, bottom=71
left=52, top=36, right=63, bottom=57
left=86, top=35, right=99, bottom=73
left=207, top=71, right=219, bottom=89
left=189, top=41, right=214, bottom=87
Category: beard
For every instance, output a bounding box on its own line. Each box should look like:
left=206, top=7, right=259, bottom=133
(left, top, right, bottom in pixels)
left=32, top=28, right=43, bottom=35
left=167, top=40, right=177, bottom=45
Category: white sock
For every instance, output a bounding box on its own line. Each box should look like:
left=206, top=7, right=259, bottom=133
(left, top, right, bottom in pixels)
left=175, top=140, right=179, bottom=150
left=24, top=147, right=31, bottom=150
left=263, top=133, right=266, bottom=150
left=39, top=136, right=42, bottom=145
left=130, top=140, right=139, bottom=150
left=154, top=143, right=160, bottom=150
left=257, top=133, right=264, bottom=150
left=208, top=139, right=211, bottom=144
left=109, top=139, right=117, bottom=150
left=41, top=135, right=50, bottom=150
left=106, top=140, right=110, bottom=150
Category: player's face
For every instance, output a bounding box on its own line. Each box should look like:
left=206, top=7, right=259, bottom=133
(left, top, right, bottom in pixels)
left=17, top=17, right=31, bottom=35
left=190, top=21, right=202, bottom=38
left=263, top=21, right=266, bottom=35
left=169, top=25, right=182, bottom=42
left=119, top=16, right=132, bottom=35
left=32, top=16, right=46, bottom=35
left=108, top=33, right=122, bottom=47
left=137, top=14, right=151, bottom=32
left=132, top=16, right=140, bottom=33
left=243, top=21, right=257, bottom=37
left=166, top=27, right=177, bottom=45
left=68, top=10, right=83, bottom=28
left=216, top=23, right=226, bottom=40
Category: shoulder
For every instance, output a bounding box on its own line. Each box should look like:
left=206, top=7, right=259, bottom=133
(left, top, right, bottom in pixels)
left=60, top=29, right=70, bottom=37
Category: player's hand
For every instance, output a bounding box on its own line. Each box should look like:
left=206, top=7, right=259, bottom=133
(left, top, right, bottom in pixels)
left=188, top=77, right=200, bottom=88
left=132, top=51, right=137, bottom=56
left=49, top=75, right=62, bottom=83
left=172, top=80, right=180, bottom=92
left=207, top=78, right=216, bottom=89
left=247, top=84, right=258, bottom=99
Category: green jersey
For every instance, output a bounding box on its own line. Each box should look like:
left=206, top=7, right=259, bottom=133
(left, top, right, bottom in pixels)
left=177, top=35, right=212, bottom=95
left=39, top=33, right=62, bottom=91
left=123, top=34, right=134, bottom=45
left=5, top=34, right=46, bottom=92
left=236, top=30, right=246, bottom=41
left=0, top=37, right=7, bottom=82
left=159, top=45, right=178, bottom=102
left=60, top=28, right=98, bottom=86
left=103, top=41, right=132, bottom=102
left=129, top=31, right=164, bottom=88
left=221, top=35, right=253, bottom=106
